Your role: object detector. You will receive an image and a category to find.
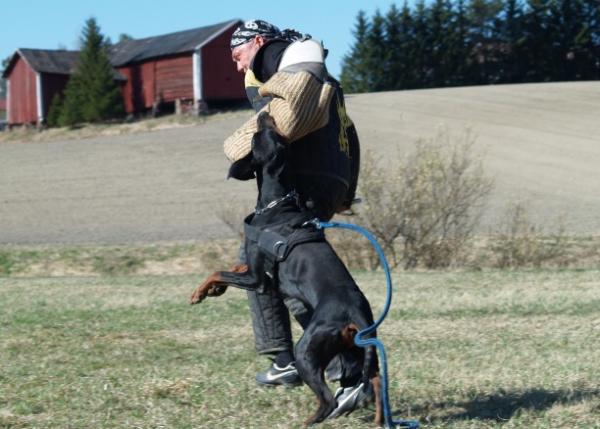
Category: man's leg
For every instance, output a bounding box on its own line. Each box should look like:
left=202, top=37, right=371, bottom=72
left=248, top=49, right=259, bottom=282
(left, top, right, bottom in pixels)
left=239, top=243, right=302, bottom=387
left=247, top=288, right=303, bottom=387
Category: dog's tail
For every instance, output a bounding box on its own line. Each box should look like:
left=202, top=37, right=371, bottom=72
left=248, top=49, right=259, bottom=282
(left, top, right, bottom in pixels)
left=363, top=344, right=377, bottom=386
left=363, top=342, right=384, bottom=424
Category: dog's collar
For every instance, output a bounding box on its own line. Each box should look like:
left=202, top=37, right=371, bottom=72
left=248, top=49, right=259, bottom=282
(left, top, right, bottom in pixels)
left=254, top=190, right=298, bottom=215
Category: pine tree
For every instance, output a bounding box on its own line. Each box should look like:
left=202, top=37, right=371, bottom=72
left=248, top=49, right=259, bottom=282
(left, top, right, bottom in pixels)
left=398, top=2, right=422, bottom=89
left=341, top=11, right=373, bottom=93
left=1, top=56, right=10, bottom=99
left=58, top=73, right=85, bottom=126
left=428, top=0, right=456, bottom=87
left=581, top=0, right=600, bottom=79
left=521, top=0, right=555, bottom=82
left=46, top=93, right=64, bottom=127
left=497, top=0, right=525, bottom=83
left=340, top=0, right=599, bottom=92
left=57, top=18, right=124, bottom=127
left=383, top=4, right=403, bottom=90
left=366, top=10, right=390, bottom=91
left=413, top=1, right=433, bottom=87
left=467, top=0, right=505, bottom=84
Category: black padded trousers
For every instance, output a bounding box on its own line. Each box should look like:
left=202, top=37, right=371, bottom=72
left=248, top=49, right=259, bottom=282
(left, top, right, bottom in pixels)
left=243, top=175, right=362, bottom=383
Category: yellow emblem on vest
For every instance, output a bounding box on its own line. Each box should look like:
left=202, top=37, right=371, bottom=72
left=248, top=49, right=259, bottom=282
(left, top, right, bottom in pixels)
left=336, top=94, right=350, bottom=157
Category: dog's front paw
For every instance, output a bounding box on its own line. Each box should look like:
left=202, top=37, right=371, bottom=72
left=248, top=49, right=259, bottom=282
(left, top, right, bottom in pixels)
left=189, top=271, right=230, bottom=305
left=188, top=284, right=228, bottom=304
left=189, top=285, right=209, bottom=305
left=207, top=286, right=228, bottom=297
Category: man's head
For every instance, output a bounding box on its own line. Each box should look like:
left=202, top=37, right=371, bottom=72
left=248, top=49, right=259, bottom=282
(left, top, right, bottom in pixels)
left=231, top=19, right=279, bottom=73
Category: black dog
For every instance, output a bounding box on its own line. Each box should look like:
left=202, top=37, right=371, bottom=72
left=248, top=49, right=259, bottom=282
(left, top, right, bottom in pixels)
left=190, top=112, right=382, bottom=425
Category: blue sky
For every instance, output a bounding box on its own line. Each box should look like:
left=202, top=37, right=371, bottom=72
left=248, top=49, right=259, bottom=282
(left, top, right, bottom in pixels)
left=2, top=0, right=416, bottom=80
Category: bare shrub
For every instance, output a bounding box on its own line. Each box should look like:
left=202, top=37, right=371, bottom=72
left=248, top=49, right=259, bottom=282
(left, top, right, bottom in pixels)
left=349, top=147, right=405, bottom=269
left=199, top=239, right=241, bottom=269
left=215, top=202, right=253, bottom=240
left=355, top=125, right=494, bottom=269
left=213, top=126, right=493, bottom=271
left=490, top=203, right=567, bottom=268
left=327, top=227, right=381, bottom=271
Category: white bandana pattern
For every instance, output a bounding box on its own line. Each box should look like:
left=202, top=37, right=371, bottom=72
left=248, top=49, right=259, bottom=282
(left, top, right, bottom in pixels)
left=230, top=20, right=280, bottom=49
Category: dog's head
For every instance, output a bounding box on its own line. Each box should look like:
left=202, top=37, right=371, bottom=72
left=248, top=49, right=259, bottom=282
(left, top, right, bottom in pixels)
left=228, top=112, right=288, bottom=181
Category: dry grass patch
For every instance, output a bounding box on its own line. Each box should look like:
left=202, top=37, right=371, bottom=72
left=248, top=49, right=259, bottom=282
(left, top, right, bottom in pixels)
left=1, top=270, right=599, bottom=428
left=0, top=109, right=252, bottom=146
left=0, top=241, right=241, bottom=278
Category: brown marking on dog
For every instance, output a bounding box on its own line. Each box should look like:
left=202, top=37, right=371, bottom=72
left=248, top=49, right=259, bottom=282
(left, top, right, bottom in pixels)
left=341, top=323, right=360, bottom=349
left=371, top=373, right=384, bottom=425
left=189, top=264, right=248, bottom=304
left=303, top=398, right=322, bottom=426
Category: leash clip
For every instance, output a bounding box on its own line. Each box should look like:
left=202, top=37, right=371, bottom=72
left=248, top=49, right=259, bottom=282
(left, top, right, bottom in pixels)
left=302, top=218, right=322, bottom=229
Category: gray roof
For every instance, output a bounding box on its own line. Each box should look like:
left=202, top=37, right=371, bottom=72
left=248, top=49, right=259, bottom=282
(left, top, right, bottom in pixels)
left=2, top=19, right=241, bottom=79
left=109, top=19, right=241, bottom=66
left=2, top=48, right=126, bottom=80
left=7, top=49, right=80, bottom=76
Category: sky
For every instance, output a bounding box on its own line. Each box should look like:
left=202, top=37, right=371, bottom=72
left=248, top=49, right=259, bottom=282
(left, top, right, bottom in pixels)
left=1, top=0, right=416, bottom=80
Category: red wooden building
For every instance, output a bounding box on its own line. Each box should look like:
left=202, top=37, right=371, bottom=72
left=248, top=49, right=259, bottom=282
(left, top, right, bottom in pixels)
left=1, top=49, right=81, bottom=126
left=1, top=19, right=245, bottom=126
left=110, top=19, right=245, bottom=114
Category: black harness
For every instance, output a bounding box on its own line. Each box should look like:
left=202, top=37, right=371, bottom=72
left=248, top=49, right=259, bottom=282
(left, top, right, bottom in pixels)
left=243, top=211, right=325, bottom=282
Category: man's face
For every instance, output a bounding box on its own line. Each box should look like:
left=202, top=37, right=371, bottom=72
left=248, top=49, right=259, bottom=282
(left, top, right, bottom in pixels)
left=231, top=36, right=265, bottom=73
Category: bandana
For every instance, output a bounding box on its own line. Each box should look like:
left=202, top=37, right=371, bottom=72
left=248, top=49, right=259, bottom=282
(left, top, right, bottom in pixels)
left=230, top=20, right=281, bottom=50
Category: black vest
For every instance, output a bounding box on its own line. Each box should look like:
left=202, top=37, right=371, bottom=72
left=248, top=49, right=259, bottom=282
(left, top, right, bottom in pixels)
left=245, top=40, right=351, bottom=188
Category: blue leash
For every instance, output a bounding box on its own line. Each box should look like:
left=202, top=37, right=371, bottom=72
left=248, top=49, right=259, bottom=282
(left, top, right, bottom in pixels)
left=316, top=220, right=419, bottom=429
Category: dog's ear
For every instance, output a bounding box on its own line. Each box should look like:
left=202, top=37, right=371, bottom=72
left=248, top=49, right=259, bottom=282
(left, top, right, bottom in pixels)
left=228, top=152, right=256, bottom=181
left=265, top=142, right=287, bottom=177
left=256, top=110, right=278, bottom=133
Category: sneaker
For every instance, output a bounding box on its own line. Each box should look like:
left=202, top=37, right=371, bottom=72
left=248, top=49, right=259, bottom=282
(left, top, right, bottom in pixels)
left=327, top=381, right=375, bottom=419
left=255, top=362, right=303, bottom=388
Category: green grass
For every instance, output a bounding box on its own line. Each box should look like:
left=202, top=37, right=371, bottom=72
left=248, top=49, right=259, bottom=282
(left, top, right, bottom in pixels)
left=1, top=269, right=600, bottom=428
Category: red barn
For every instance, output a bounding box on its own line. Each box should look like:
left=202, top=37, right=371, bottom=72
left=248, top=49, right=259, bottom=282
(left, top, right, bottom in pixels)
left=1, top=49, right=81, bottom=126
left=111, top=19, right=245, bottom=114
left=1, top=19, right=246, bottom=127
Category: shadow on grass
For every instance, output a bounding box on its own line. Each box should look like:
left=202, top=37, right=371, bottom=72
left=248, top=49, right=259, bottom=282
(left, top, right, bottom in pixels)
left=390, top=387, right=600, bottom=424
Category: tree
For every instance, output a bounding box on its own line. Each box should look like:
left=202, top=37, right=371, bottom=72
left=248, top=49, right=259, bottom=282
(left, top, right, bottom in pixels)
left=340, top=11, right=373, bottom=93
left=412, top=1, right=434, bottom=87
left=46, top=93, right=64, bottom=127
left=118, top=33, right=134, bottom=43
left=1, top=56, right=10, bottom=99
left=496, top=0, right=525, bottom=83
left=467, top=0, right=505, bottom=84
left=339, top=0, right=599, bottom=92
left=365, top=10, right=390, bottom=91
left=54, top=18, right=124, bottom=127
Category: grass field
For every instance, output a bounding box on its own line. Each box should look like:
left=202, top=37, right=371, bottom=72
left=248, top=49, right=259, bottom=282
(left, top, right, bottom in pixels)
left=1, top=269, right=599, bottom=428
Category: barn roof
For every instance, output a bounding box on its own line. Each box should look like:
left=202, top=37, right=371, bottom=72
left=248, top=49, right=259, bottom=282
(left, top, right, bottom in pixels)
left=2, top=48, right=126, bottom=80
left=2, top=49, right=80, bottom=78
left=109, top=19, right=241, bottom=66
left=1, top=19, right=241, bottom=78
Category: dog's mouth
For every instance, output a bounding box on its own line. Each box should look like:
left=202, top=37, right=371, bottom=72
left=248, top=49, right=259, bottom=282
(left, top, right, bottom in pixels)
left=257, top=111, right=285, bottom=138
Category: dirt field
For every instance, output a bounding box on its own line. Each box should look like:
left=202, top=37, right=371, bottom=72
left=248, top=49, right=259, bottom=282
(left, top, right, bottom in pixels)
left=1, top=81, right=599, bottom=246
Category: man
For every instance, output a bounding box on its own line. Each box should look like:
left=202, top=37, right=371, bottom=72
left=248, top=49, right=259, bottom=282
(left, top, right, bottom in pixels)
left=227, top=20, right=367, bottom=417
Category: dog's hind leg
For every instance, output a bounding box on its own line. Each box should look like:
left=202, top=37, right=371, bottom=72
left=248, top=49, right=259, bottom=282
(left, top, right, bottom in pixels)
left=294, top=330, right=341, bottom=425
